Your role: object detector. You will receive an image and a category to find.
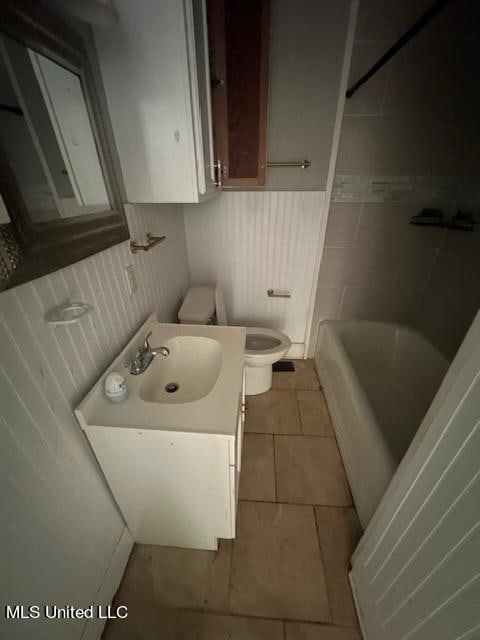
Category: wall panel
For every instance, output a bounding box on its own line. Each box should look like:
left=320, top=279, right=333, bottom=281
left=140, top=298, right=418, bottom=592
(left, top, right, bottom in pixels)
left=184, top=191, right=324, bottom=348
left=0, top=203, right=189, bottom=640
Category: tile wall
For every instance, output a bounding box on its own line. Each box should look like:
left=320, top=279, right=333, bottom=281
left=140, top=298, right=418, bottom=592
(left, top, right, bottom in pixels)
left=313, top=0, right=480, bottom=359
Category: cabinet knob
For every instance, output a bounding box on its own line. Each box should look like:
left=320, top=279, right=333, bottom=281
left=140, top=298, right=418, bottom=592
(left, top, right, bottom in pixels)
left=211, top=75, right=225, bottom=89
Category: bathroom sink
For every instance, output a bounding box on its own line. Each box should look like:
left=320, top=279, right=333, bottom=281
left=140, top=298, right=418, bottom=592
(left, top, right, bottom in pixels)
left=74, top=315, right=246, bottom=436
left=139, top=335, right=222, bottom=404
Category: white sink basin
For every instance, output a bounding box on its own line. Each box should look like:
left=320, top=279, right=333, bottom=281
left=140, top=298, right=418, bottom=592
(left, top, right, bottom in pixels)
left=139, top=335, right=222, bottom=404
left=75, top=315, right=246, bottom=436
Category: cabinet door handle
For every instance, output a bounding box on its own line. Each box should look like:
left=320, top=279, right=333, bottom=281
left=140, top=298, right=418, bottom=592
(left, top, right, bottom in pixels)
left=214, top=159, right=223, bottom=187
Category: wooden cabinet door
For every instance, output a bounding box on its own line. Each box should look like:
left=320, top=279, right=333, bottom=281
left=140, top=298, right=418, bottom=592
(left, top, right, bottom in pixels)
left=207, top=0, right=270, bottom=187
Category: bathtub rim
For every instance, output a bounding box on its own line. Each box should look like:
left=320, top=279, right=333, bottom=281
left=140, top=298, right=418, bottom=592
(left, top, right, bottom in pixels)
left=314, top=319, right=448, bottom=528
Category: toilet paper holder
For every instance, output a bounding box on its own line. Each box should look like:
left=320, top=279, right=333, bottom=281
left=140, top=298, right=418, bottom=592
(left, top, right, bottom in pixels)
left=267, top=289, right=291, bottom=299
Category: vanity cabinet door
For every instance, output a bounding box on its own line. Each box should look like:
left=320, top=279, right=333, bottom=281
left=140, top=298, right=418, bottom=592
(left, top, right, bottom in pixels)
left=229, top=464, right=237, bottom=537
left=228, top=392, right=245, bottom=537
left=236, top=398, right=245, bottom=473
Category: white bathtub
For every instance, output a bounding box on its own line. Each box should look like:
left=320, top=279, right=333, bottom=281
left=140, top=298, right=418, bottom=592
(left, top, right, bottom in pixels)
left=315, top=320, right=449, bottom=528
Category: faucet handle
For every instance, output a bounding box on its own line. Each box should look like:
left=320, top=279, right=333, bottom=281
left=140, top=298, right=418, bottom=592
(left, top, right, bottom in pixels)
left=144, top=330, right=169, bottom=357
left=144, top=331, right=152, bottom=350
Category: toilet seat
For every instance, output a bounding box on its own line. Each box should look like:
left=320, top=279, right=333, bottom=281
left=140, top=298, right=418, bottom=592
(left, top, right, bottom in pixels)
left=245, top=327, right=290, bottom=358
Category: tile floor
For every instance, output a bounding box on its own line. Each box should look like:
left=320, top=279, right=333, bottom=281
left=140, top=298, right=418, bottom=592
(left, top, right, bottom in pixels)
left=103, top=360, right=363, bottom=640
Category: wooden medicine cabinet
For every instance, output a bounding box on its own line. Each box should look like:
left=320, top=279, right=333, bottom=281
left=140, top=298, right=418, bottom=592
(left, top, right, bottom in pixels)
left=207, top=0, right=271, bottom=187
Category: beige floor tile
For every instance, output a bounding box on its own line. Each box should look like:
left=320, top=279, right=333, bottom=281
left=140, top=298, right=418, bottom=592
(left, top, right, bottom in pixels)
left=239, top=434, right=276, bottom=501
left=272, top=359, right=320, bottom=390
left=230, top=501, right=331, bottom=621
left=105, top=607, right=284, bottom=640
left=246, top=390, right=301, bottom=434
left=103, top=602, right=179, bottom=640
left=315, top=507, right=363, bottom=627
left=286, top=622, right=361, bottom=640
left=275, top=436, right=352, bottom=506
left=175, top=610, right=284, bottom=639
left=297, top=391, right=334, bottom=436
left=115, top=540, right=232, bottom=612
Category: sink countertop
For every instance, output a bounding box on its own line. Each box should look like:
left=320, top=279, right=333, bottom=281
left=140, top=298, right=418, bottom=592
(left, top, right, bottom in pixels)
left=75, top=315, right=246, bottom=437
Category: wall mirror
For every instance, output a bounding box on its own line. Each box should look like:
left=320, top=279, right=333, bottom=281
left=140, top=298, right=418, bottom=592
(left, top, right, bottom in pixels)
left=0, top=0, right=129, bottom=292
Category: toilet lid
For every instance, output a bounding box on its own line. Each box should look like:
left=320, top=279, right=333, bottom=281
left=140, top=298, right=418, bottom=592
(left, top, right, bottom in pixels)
left=178, top=286, right=215, bottom=323
left=215, top=286, right=228, bottom=326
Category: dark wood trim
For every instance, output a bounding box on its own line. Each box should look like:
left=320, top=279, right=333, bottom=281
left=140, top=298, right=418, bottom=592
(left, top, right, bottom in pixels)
left=207, top=0, right=229, bottom=182
left=207, top=0, right=271, bottom=188
left=256, top=0, right=271, bottom=186
left=0, top=0, right=129, bottom=292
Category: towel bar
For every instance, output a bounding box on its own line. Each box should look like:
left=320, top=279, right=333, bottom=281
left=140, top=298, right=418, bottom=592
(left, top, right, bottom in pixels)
left=267, top=159, right=310, bottom=169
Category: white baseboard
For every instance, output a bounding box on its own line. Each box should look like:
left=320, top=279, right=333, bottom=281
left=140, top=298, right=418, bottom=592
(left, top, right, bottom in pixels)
left=81, top=526, right=134, bottom=640
left=286, top=343, right=305, bottom=359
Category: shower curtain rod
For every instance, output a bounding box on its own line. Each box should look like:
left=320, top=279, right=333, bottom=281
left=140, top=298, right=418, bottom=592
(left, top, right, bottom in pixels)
left=346, top=0, right=454, bottom=99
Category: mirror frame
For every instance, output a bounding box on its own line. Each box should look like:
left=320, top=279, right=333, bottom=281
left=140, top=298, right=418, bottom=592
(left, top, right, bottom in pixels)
left=0, top=0, right=129, bottom=291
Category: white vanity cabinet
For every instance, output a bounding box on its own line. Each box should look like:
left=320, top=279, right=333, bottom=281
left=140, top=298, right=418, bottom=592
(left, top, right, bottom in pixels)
left=75, top=319, right=246, bottom=551
left=83, top=380, right=245, bottom=551
left=93, top=0, right=217, bottom=203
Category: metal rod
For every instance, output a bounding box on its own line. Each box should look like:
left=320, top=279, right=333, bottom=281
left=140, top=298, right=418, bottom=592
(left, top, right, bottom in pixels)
left=267, top=159, right=310, bottom=169
left=130, top=233, right=166, bottom=253
left=267, top=289, right=291, bottom=298
left=0, top=104, right=23, bottom=116
left=346, top=0, right=453, bottom=99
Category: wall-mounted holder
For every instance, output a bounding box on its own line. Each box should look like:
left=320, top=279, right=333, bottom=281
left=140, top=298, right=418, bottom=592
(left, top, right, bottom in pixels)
left=267, top=288, right=291, bottom=298
left=45, top=301, right=92, bottom=325
left=410, top=209, right=476, bottom=232
left=130, top=233, right=166, bottom=253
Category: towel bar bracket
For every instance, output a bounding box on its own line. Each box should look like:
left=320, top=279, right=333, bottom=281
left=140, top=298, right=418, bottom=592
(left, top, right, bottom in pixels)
left=130, top=233, right=166, bottom=253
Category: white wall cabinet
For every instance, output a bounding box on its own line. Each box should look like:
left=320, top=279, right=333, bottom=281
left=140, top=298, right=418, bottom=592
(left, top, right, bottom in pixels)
left=94, top=0, right=218, bottom=204
left=83, top=379, right=245, bottom=552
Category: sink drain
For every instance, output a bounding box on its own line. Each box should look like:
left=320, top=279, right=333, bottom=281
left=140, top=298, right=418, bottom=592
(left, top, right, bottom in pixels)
left=165, top=382, right=179, bottom=393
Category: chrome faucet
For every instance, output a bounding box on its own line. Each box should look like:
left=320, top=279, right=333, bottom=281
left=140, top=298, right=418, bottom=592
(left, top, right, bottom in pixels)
left=129, top=331, right=169, bottom=375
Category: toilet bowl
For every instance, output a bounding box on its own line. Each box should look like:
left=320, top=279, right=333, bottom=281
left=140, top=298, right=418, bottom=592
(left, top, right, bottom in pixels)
left=178, top=285, right=291, bottom=395
left=243, top=327, right=291, bottom=395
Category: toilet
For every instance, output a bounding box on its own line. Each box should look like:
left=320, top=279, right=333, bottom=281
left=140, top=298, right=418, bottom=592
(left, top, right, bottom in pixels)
left=178, top=285, right=291, bottom=395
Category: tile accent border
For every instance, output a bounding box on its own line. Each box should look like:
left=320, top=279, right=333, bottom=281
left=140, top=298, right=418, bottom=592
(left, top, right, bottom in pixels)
left=332, top=174, right=480, bottom=208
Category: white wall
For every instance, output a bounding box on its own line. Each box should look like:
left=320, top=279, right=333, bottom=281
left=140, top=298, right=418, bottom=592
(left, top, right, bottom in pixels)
left=184, top=191, right=324, bottom=349
left=0, top=203, right=189, bottom=640
left=266, top=0, right=350, bottom=190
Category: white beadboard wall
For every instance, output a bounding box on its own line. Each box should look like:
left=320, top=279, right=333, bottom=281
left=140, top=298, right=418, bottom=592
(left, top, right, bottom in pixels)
left=351, top=314, right=480, bottom=640
left=184, top=191, right=325, bottom=348
left=0, top=203, right=189, bottom=640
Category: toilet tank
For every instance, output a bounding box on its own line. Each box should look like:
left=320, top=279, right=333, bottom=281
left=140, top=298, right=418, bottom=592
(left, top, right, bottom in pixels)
left=178, top=286, right=216, bottom=324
